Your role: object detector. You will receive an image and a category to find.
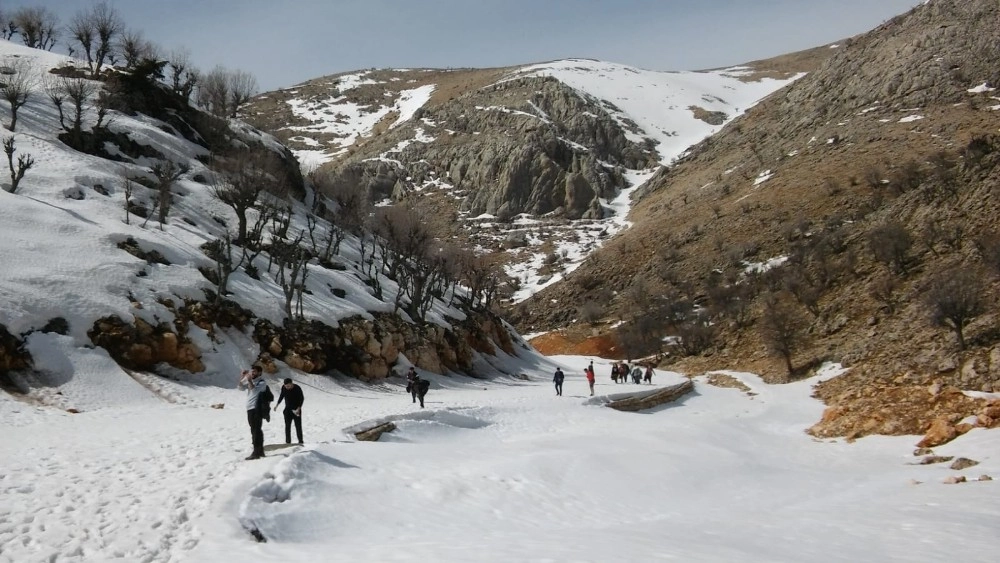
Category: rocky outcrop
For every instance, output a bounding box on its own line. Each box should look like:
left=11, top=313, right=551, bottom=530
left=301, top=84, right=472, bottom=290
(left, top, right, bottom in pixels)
left=606, top=380, right=695, bottom=412
left=317, top=77, right=656, bottom=221
left=88, top=316, right=205, bottom=373
left=0, top=324, right=30, bottom=375
left=354, top=421, right=396, bottom=442
left=253, top=310, right=516, bottom=382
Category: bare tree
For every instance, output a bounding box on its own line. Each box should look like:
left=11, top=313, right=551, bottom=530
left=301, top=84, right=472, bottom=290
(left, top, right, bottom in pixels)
left=195, top=66, right=229, bottom=117
left=13, top=7, right=59, bottom=50
left=68, top=2, right=123, bottom=77
left=0, top=58, right=36, bottom=131
left=870, top=273, right=900, bottom=314
left=925, top=269, right=986, bottom=351
left=0, top=9, right=16, bottom=40
left=228, top=69, right=257, bottom=117
left=759, top=293, right=805, bottom=377
left=202, top=232, right=247, bottom=303
left=975, top=231, right=1000, bottom=276
left=151, top=160, right=189, bottom=227
left=868, top=221, right=913, bottom=275
left=121, top=172, right=134, bottom=225
left=44, top=75, right=99, bottom=141
left=166, top=48, right=199, bottom=101
left=211, top=152, right=280, bottom=243
left=119, top=29, right=158, bottom=70
left=2, top=136, right=34, bottom=194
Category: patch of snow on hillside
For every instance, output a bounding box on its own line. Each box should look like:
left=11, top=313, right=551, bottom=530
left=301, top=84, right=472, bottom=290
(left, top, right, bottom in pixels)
left=391, top=85, right=436, bottom=128
left=968, top=82, right=995, bottom=94
left=899, top=115, right=924, bottom=123
left=513, top=59, right=803, bottom=164
left=754, top=170, right=774, bottom=186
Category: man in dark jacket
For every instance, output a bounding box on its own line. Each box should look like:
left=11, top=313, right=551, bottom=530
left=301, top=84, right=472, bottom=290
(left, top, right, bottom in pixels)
left=274, top=377, right=305, bottom=445
left=405, top=366, right=419, bottom=403
left=415, top=376, right=430, bottom=408
left=553, top=368, right=564, bottom=396
left=238, top=365, right=268, bottom=460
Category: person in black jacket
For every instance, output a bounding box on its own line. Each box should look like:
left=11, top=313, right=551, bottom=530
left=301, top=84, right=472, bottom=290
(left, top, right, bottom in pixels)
left=415, top=376, right=430, bottom=408
left=274, top=378, right=305, bottom=445
left=405, top=366, right=419, bottom=404
left=553, top=368, right=564, bottom=396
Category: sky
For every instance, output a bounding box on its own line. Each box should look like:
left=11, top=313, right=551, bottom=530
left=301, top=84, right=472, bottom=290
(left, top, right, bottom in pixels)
left=2, top=0, right=923, bottom=91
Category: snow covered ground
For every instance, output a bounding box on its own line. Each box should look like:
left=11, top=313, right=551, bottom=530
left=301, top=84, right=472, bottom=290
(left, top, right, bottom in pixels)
left=2, top=353, right=997, bottom=562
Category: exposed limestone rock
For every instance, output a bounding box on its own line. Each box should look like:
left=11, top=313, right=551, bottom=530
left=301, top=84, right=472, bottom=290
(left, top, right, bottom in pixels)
left=943, top=475, right=967, bottom=485
left=355, top=421, right=396, bottom=442
left=252, top=310, right=513, bottom=382
left=315, top=76, right=656, bottom=222
left=917, top=417, right=960, bottom=448
left=606, top=380, right=694, bottom=412
left=950, top=457, right=979, bottom=470
left=88, top=316, right=205, bottom=373
left=0, top=325, right=31, bottom=375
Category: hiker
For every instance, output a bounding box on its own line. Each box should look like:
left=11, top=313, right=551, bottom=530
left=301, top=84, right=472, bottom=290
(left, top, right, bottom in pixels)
left=274, top=377, right=305, bottom=445
left=611, top=363, right=619, bottom=383
left=631, top=366, right=643, bottom=384
left=405, top=367, right=420, bottom=403
left=238, top=365, right=270, bottom=460
left=585, top=365, right=595, bottom=396
left=553, top=367, right=565, bottom=396
left=415, top=376, right=431, bottom=408
left=644, top=365, right=654, bottom=384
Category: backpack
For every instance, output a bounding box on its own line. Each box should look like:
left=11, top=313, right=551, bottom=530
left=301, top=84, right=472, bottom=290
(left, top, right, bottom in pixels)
left=259, top=384, right=274, bottom=421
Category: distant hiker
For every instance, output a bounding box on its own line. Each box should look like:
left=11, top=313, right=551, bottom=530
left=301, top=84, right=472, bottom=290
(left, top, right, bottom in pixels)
left=585, top=365, right=595, bottom=396
left=274, top=377, right=305, bottom=445
left=414, top=376, right=431, bottom=408
left=644, top=365, right=654, bottom=384
left=405, top=367, right=419, bottom=403
left=631, top=366, right=643, bottom=385
left=553, top=368, right=565, bottom=396
left=238, top=365, right=269, bottom=460
left=611, top=364, right=619, bottom=383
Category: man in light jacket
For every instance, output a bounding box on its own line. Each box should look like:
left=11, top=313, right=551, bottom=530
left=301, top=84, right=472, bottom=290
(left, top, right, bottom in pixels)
left=239, top=365, right=268, bottom=460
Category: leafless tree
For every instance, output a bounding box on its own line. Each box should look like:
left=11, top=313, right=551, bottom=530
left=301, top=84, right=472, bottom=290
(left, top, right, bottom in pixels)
left=44, top=75, right=99, bottom=141
left=121, top=171, right=134, bottom=225
left=0, top=58, right=36, bottom=131
left=925, top=268, right=986, bottom=351
left=119, top=29, right=159, bottom=70
left=759, top=293, right=805, bottom=377
left=870, top=273, right=900, bottom=314
left=211, top=152, right=282, bottom=243
left=202, top=232, right=246, bottom=302
left=868, top=221, right=913, bottom=275
left=270, top=231, right=309, bottom=322
left=166, top=48, right=199, bottom=101
left=12, top=7, right=59, bottom=50
left=975, top=231, right=1000, bottom=276
left=228, top=69, right=257, bottom=117
left=0, top=9, right=16, bottom=40
left=68, top=2, right=123, bottom=77
left=150, top=160, right=189, bottom=227
left=195, top=66, right=230, bottom=117
left=2, top=136, right=34, bottom=194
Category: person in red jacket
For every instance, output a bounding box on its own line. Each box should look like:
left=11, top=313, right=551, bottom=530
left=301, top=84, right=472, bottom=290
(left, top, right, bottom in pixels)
left=585, top=364, right=596, bottom=396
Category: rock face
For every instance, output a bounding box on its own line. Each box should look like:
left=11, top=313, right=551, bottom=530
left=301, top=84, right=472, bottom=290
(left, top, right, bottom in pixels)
left=253, top=310, right=515, bottom=382
left=606, top=380, right=695, bottom=412
left=88, top=316, right=205, bottom=373
left=316, top=76, right=655, bottom=221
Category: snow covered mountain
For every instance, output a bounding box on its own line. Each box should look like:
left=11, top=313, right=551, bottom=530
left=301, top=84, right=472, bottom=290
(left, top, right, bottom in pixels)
left=243, top=52, right=816, bottom=304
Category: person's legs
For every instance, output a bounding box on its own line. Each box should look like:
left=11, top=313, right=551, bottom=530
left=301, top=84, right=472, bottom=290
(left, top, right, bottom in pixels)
left=247, top=410, right=264, bottom=458
left=293, top=413, right=303, bottom=444
left=283, top=409, right=294, bottom=444
left=418, top=391, right=425, bottom=408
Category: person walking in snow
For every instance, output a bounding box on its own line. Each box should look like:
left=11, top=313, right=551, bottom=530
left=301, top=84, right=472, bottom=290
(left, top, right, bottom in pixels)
left=405, top=366, right=419, bottom=404
left=274, top=377, right=305, bottom=445
left=414, top=375, right=431, bottom=408
left=611, top=363, right=620, bottom=384
left=631, top=365, right=643, bottom=385
left=238, top=365, right=269, bottom=460
left=553, top=367, right=565, bottom=396
left=644, top=365, right=654, bottom=384
left=585, top=365, right=596, bottom=396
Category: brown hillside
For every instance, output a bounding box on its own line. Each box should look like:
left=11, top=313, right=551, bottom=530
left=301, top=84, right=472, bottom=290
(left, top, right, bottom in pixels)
left=516, top=0, right=1000, bottom=442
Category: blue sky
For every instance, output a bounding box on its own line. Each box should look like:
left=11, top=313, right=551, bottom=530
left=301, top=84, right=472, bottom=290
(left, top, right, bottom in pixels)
left=4, top=0, right=921, bottom=91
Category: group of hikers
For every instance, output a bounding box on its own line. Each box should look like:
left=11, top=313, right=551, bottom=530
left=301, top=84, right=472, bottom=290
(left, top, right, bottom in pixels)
left=237, top=363, right=432, bottom=460
left=238, top=366, right=306, bottom=460
left=554, top=360, right=654, bottom=397
left=239, top=358, right=652, bottom=460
